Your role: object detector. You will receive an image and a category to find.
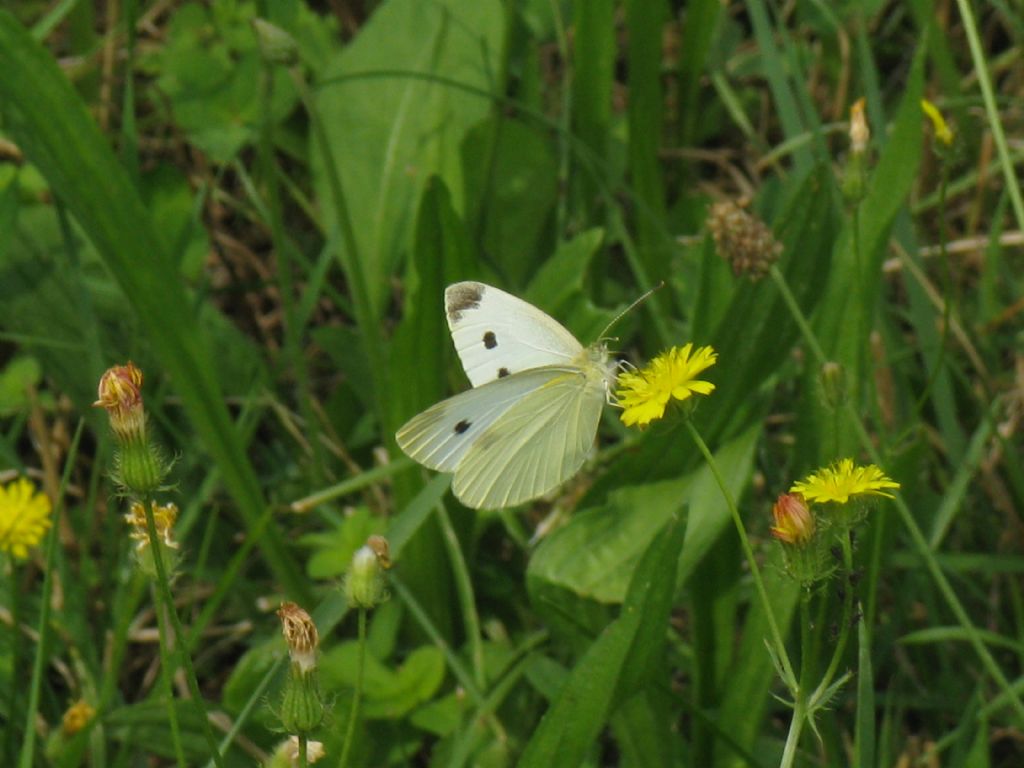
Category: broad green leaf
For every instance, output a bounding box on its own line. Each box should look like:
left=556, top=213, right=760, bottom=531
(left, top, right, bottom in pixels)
left=320, top=643, right=445, bottom=719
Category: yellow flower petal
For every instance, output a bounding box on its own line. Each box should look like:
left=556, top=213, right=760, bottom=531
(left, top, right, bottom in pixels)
left=921, top=99, right=954, bottom=146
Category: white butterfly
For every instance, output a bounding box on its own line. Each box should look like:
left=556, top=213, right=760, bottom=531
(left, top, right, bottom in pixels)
left=395, top=281, right=617, bottom=510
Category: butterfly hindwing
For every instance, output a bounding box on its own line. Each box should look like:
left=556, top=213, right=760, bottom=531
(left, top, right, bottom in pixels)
left=395, top=368, right=579, bottom=474
left=445, top=281, right=584, bottom=387
left=452, top=366, right=606, bottom=509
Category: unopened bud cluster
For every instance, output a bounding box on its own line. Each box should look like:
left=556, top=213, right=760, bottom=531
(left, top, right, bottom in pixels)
left=707, top=200, right=782, bottom=281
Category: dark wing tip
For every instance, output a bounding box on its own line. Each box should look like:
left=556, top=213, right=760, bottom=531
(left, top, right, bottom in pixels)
left=445, top=282, right=486, bottom=324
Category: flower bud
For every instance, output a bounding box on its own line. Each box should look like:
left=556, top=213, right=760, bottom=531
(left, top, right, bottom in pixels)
left=276, top=603, right=324, bottom=734
left=819, top=361, right=847, bottom=410
left=771, top=493, right=830, bottom=585
left=344, top=536, right=391, bottom=610
left=848, top=98, right=869, bottom=154
left=251, top=18, right=299, bottom=66
left=277, top=602, right=319, bottom=673
left=94, top=363, right=145, bottom=441
left=842, top=99, right=870, bottom=205
left=770, top=494, right=815, bottom=546
left=61, top=699, right=96, bottom=737
left=94, top=363, right=169, bottom=494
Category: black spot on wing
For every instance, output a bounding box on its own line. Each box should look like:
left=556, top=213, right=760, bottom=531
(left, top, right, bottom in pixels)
left=454, top=420, right=471, bottom=434
left=483, top=331, right=497, bottom=349
left=446, top=283, right=484, bottom=323
left=498, top=367, right=510, bottom=378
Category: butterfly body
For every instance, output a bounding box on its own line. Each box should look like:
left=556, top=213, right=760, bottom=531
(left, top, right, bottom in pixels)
left=396, top=282, right=616, bottom=509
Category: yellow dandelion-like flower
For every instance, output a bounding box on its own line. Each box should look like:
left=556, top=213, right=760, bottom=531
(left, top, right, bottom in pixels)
left=920, top=99, right=954, bottom=146
left=0, top=477, right=52, bottom=559
left=616, top=344, right=717, bottom=427
left=790, top=458, right=899, bottom=505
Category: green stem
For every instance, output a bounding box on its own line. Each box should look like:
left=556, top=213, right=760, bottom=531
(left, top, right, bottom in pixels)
left=140, top=498, right=227, bottom=768
left=298, top=733, right=308, bottom=768
left=338, top=608, right=367, bottom=768
left=152, top=582, right=187, bottom=768
left=435, top=501, right=486, bottom=690
left=779, top=697, right=807, bottom=768
left=684, top=419, right=797, bottom=688
left=779, top=591, right=813, bottom=768
left=7, top=558, right=21, bottom=762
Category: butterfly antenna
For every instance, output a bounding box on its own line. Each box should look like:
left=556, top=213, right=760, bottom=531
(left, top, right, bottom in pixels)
left=598, top=281, right=665, bottom=341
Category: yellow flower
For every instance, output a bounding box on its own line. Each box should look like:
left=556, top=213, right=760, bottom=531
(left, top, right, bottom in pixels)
left=616, top=344, right=717, bottom=427
left=790, top=458, right=899, bottom=504
left=0, top=477, right=52, bottom=559
left=920, top=99, right=954, bottom=146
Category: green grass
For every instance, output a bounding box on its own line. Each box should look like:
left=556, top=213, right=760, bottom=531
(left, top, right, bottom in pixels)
left=0, top=1, right=1022, bottom=766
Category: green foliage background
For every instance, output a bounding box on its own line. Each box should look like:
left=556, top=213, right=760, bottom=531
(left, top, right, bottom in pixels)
left=0, top=0, right=1021, bottom=766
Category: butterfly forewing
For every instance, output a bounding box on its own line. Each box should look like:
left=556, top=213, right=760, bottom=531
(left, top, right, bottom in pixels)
left=452, top=365, right=606, bottom=509
left=445, top=281, right=584, bottom=387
